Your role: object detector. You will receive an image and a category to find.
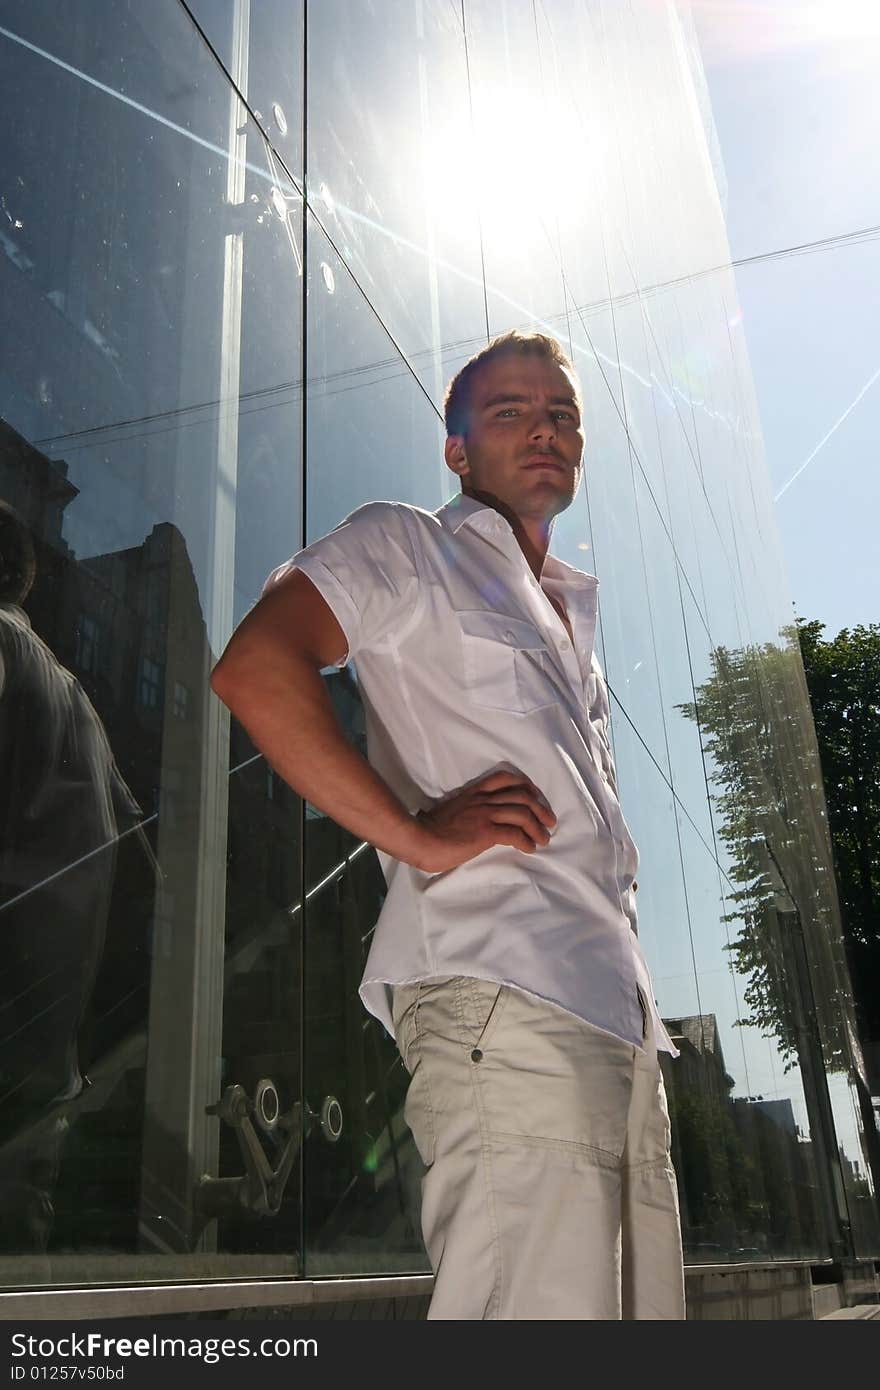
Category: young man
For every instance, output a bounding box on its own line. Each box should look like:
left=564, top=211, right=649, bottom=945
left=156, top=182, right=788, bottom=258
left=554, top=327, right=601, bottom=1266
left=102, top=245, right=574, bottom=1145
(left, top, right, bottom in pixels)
left=211, top=331, right=685, bottom=1319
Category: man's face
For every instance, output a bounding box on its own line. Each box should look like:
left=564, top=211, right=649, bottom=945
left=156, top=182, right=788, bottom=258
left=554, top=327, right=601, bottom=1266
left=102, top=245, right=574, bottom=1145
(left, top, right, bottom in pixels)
left=445, top=353, right=585, bottom=525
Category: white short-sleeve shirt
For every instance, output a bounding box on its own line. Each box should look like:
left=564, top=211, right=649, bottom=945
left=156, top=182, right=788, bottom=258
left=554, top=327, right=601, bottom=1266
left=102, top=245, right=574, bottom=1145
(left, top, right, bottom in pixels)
left=266, top=494, right=677, bottom=1054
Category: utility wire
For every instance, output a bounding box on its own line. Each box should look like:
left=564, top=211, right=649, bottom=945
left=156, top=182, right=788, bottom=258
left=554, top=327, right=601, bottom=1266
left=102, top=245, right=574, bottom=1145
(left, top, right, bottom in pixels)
left=637, top=219, right=880, bottom=298
left=30, top=217, right=880, bottom=455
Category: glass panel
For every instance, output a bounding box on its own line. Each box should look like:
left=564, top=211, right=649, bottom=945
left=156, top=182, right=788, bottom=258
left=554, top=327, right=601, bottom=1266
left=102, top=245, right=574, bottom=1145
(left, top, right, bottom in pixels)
left=0, top=0, right=304, bottom=1283
left=679, top=585, right=878, bottom=1256
left=613, top=300, right=673, bottom=530
left=671, top=810, right=830, bottom=1262
left=827, top=1072, right=880, bottom=1256
left=647, top=291, right=708, bottom=506
left=465, top=0, right=567, bottom=337
left=642, top=295, right=711, bottom=630
left=612, top=728, right=698, bottom=1027
left=303, top=210, right=447, bottom=535
left=302, top=211, right=442, bottom=1275
left=185, top=0, right=304, bottom=181
left=306, top=0, right=486, bottom=416
left=635, top=472, right=715, bottom=852
left=574, top=325, right=670, bottom=775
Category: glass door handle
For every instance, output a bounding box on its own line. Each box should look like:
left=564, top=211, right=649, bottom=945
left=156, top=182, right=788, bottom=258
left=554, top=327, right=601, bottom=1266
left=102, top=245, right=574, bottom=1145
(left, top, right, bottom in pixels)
left=308, top=1094, right=344, bottom=1144
left=194, top=1081, right=342, bottom=1221
left=253, top=1079, right=343, bottom=1145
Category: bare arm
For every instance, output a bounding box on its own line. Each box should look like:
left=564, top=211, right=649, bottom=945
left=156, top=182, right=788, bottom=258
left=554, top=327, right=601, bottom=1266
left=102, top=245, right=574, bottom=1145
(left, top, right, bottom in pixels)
left=210, top=571, right=555, bottom=873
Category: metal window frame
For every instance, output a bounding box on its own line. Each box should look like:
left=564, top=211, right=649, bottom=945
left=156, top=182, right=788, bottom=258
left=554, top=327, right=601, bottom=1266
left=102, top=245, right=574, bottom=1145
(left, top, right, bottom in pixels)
left=0, top=1260, right=842, bottom=1320
left=0, top=1274, right=435, bottom=1320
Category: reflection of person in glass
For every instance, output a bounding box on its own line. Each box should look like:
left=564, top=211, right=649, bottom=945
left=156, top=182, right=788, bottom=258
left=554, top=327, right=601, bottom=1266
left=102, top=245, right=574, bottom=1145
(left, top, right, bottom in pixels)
left=212, top=333, right=685, bottom=1319
left=0, top=502, right=140, bottom=1251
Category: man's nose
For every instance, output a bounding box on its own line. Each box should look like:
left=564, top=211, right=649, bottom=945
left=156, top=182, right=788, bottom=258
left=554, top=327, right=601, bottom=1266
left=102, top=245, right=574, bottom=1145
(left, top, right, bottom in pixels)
left=529, top=410, right=557, bottom=442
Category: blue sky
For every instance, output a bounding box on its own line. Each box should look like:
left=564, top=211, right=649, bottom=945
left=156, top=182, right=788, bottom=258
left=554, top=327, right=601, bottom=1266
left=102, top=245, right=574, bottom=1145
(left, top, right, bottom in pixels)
left=691, top=0, right=880, bottom=638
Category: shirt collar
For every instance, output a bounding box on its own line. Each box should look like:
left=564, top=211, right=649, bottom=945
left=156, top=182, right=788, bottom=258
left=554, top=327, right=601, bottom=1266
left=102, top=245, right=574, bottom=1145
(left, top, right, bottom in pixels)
left=435, top=494, right=599, bottom=592
left=436, top=492, right=498, bottom=534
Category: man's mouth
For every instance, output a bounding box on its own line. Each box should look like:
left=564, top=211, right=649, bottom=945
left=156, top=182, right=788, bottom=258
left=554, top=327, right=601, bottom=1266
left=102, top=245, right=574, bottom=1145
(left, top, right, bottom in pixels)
left=524, top=455, right=565, bottom=472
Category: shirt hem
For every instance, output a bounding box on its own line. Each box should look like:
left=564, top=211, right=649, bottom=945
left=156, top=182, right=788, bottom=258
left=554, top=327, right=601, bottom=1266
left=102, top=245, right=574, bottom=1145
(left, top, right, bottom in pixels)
left=361, top=972, right=678, bottom=1055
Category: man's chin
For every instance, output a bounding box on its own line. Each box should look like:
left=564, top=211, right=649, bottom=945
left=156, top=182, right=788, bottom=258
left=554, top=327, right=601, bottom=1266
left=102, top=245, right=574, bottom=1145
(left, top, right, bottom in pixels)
left=520, top=486, right=575, bottom=519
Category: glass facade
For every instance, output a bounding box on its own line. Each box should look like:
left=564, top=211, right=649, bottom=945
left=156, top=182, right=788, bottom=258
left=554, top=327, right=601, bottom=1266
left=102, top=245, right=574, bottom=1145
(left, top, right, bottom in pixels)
left=0, top=0, right=877, bottom=1300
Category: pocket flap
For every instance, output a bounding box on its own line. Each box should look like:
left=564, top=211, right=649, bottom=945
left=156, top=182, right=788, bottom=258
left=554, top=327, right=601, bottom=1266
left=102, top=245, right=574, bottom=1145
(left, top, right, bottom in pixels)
left=457, top=610, right=547, bottom=651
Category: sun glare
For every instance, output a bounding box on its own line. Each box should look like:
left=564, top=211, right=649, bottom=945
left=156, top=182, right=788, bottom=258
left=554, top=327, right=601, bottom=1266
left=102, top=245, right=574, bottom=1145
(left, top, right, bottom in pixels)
left=692, top=0, right=880, bottom=61
left=807, top=0, right=880, bottom=41
left=422, top=80, right=604, bottom=245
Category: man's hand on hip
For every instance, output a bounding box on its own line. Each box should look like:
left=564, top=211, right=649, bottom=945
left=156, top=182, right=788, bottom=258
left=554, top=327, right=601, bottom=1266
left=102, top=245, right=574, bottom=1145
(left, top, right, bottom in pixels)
left=412, top=770, right=556, bottom=874
left=211, top=575, right=555, bottom=878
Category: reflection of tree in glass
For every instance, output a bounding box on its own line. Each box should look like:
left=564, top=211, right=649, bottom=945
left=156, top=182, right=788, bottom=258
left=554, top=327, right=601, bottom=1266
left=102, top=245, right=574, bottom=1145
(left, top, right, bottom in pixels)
left=678, top=627, right=855, bottom=1076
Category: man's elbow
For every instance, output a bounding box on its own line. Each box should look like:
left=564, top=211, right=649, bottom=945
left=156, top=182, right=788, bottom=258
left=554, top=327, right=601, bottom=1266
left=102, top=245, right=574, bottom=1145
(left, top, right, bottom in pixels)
left=210, top=651, right=243, bottom=709
left=209, top=631, right=315, bottom=715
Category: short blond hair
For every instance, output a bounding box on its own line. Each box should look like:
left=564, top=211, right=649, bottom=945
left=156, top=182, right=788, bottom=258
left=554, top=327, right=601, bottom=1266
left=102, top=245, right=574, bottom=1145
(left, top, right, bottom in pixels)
left=443, top=330, right=578, bottom=437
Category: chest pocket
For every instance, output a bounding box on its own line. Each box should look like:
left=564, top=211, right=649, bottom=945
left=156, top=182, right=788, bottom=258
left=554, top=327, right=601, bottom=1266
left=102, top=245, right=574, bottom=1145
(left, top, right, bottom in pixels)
left=456, top=610, right=556, bottom=716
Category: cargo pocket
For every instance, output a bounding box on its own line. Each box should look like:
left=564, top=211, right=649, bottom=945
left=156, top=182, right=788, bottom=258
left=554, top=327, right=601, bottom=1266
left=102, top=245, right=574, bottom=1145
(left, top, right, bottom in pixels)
left=462, top=978, right=510, bottom=1056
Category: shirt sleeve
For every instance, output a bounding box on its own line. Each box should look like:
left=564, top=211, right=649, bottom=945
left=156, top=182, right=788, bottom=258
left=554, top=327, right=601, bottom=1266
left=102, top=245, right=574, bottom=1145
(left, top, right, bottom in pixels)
left=263, top=502, right=421, bottom=667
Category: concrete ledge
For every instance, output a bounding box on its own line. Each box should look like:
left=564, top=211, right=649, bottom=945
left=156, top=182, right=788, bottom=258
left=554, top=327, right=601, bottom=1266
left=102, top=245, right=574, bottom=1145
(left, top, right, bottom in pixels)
left=811, top=1283, right=843, bottom=1319
left=686, top=1263, right=814, bottom=1320
left=0, top=1275, right=435, bottom=1321
left=821, top=1304, right=880, bottom=1319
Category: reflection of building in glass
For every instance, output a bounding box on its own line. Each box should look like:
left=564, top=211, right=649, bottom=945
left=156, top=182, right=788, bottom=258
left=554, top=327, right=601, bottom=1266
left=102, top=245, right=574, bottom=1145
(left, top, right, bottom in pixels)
left=0, top=0, right=877, bottom=1318
left=663, top=1015, right=823, bottom=1260
left=1, top=421, right=413, bottom=1266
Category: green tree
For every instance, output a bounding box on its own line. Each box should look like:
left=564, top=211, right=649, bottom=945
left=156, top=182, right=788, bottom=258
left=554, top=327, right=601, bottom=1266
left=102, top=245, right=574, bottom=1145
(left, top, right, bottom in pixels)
left=796, top=620, right=880, bottom=1049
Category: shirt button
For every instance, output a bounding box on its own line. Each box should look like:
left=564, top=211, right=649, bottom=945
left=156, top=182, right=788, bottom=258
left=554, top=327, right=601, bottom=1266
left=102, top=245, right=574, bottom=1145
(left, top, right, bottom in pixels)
left=505, top=630, right=516, bottom=642
left=471, top=1048, right=483, bottom=1063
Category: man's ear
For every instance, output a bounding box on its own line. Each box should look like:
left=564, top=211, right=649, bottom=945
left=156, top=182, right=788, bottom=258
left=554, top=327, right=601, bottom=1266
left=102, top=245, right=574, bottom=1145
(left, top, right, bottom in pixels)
left=444, top=434, right=469, bottom=479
